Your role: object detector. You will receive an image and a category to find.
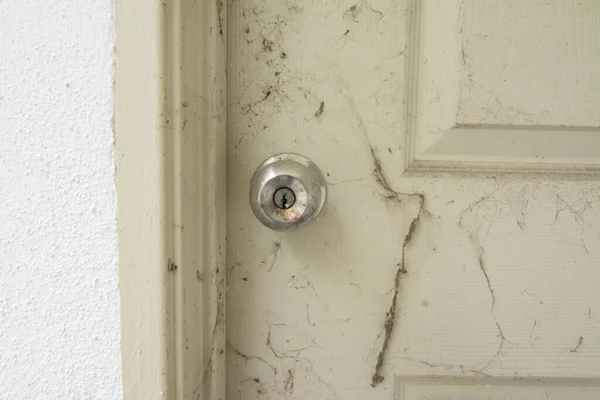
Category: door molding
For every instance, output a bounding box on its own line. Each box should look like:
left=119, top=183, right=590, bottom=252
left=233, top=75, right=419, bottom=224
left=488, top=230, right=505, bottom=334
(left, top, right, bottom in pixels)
left=115, top=1, right=227, bottom=399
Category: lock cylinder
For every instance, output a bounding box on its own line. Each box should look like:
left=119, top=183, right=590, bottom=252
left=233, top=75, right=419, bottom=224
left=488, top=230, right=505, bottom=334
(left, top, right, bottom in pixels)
left=249, top=153, right=327, bottom=231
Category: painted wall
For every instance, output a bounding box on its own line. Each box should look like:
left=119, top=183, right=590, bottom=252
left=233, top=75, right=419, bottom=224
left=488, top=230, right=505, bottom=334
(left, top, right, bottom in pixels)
left=0, top=1, right=121, bottom=399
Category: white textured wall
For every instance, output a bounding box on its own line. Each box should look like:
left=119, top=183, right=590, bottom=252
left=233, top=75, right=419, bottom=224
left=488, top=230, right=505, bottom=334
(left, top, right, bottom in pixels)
left=0, top=0, right=121, bottom=399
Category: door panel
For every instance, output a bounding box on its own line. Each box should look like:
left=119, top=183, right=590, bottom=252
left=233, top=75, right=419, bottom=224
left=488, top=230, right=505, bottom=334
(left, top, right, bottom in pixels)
left=411, top=0, right=600, bottom=169
left=227, top=0, right=600, bottom=399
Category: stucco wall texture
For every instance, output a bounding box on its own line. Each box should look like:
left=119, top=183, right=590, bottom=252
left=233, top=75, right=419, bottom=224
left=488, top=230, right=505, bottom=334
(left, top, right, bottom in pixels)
left=0, top=1, right=121, bottom=399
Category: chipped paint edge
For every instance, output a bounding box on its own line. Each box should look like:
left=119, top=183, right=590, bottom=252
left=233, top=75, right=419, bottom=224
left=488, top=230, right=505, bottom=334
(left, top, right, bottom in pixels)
left=115, top=0, right=227, bottom=399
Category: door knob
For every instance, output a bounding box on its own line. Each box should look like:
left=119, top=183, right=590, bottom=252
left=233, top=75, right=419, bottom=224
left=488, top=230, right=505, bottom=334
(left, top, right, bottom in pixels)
left=249, top=153, right=327, bottom=231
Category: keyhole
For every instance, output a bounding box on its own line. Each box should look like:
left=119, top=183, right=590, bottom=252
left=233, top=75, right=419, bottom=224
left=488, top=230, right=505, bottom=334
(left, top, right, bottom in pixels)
left=273, top=187, right=296, bottom=210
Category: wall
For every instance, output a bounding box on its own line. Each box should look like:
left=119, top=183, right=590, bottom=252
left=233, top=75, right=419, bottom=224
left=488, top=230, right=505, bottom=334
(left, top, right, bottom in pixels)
left=0, top=0, right=121, bottom=399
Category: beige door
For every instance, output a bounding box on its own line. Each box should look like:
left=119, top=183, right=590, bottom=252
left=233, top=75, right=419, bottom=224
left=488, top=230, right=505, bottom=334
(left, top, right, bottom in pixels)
left=227, top=0, right=600, bottom=398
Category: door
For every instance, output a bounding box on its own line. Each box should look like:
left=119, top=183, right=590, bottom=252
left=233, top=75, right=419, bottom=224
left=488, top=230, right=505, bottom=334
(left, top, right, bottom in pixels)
left=227, top=0, right=600, bottom=398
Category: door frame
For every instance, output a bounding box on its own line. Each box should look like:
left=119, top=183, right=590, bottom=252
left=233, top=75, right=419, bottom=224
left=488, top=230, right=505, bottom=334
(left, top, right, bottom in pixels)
left=115, top=1, right=227, bottom=399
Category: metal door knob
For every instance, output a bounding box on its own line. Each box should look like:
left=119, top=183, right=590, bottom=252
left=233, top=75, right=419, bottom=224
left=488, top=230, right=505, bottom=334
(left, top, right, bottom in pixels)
left=249, top=153, right=327, bottom=231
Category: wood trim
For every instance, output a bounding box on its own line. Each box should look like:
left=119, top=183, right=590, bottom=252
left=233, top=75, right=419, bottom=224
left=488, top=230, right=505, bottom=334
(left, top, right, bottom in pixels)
left=410, top=124, right=600, bottom=174
left=404, top=0, right=421, bottom=171
left=115, top=0, right=227, bottom=399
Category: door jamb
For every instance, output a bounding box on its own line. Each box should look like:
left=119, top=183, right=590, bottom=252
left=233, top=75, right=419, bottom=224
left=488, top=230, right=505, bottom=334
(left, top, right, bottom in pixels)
left=115, top=1, right=227, bottom=398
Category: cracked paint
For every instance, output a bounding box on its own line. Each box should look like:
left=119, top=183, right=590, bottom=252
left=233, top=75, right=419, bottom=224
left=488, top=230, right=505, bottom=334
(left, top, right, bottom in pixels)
left=569, top=336, right=584, bottom=353
left=261, top=241, right=282, bottom=272
left=283, top=369, right=294, bottom=394
left=459, top=193, right=514, bottom=372
left=372, top=192, right=426, bottom=386
left=228, top=342, right=277, bottom=375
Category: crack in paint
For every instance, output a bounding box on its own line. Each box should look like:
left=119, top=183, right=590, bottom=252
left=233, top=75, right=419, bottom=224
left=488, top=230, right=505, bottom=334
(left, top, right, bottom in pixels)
left=569, top=336, right=584, bottom=353
left=371, top=194, right=425, bottom=387
left=283, top=369, right=294, bottom=394
left=228, top=341, right=277, bottom=374
left=266, top=326, right=332, bottom=388
left=261, top=241, right=282, bottom=272
left=459, top=195, right=514, bottom=373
